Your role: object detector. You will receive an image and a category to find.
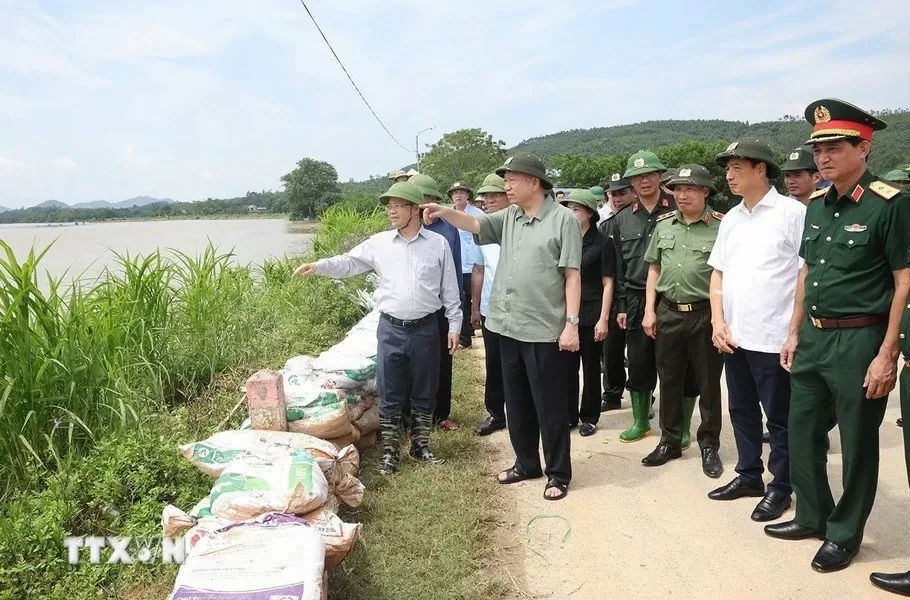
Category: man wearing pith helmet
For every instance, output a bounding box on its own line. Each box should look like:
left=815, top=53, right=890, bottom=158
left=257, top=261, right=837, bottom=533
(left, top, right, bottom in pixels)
left=764, top=99, right=910, bottom=577
left=781, top=147, right=821, bottom=205
left=421, top=152, right=582, bottom=501
left=707, top=138, right=806, bottom=522
left=292, top=182, right=462, bottom=476
left=640, top=164, right=724, bottom=478
left=613, top=151, right=703, bottom=469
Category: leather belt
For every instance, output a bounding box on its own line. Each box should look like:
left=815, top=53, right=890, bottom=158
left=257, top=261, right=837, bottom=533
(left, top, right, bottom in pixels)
left=381, top=312, right=435, bottom=328
left=661, top=297, right=710, bottom=313
left=807, top=314, right=887, bottom=329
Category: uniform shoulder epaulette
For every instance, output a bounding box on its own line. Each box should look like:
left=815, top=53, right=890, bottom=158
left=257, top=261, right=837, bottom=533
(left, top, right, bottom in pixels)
left=656, top=210, right=676, bottom=222
left=809, top=186, right=829, bottom=200
left=711, top=211, right=724, bottom=221
left=869, top=180, right=900, bottom=200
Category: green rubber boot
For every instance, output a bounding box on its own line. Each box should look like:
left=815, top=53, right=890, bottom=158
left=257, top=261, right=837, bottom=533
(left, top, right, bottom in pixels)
left=619, top=391, right=652, bottom=442
left=681, top=395, right=697, bottom=450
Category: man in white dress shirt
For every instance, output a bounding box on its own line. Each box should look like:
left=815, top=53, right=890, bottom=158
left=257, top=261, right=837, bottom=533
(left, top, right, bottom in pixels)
left=295, top=182, right=462, bottom=475
left=705, top=139, right=806, bottom=522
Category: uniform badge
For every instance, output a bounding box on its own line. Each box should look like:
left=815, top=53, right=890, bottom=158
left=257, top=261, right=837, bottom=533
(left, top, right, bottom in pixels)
left=814, top=105, right=832, bottom=124
left=810, top=224, right=820, bottom=229
left=678, top=168, right=692, bottom=177
left=725, top=141, right=738, bottom=152
left=611, top=173, right=620, bottom=182
left=789, top=151, right=800, bottom=160
left=504, top=156, right=513, bottom=165
left=844, top=224, right=867, bottom=233
left=633, top=157, right=645, bottom=168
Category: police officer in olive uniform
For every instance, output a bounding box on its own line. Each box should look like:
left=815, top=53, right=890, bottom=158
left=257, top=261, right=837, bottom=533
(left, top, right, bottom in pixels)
left=781, top=146, right=822, bottom=205
left=640, top=165, right=725, bottom=477
left=599, top=174, right=634, bottom=411
left=612, top=151, right=699, bottom=443
left=765, top=99, right=910, bottom=573
left=869, top=302, right=910, bottom=595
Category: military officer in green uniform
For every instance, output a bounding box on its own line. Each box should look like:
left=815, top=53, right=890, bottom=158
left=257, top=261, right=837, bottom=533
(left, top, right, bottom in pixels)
left=781, top=146, right=822, bottom=205
left=640, top=165, right=725, bottom=477
left=766, top=99, right=910, bottom=573
left=869, top=299, right=910, bottom=595
left=611, top=151, right=700, bottom=449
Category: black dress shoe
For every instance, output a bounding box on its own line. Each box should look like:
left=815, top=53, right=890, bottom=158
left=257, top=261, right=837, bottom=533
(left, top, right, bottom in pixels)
left=642, top=444, right=682, bottom=466
left=701, top=447, right=723, bottom=478
left=762, top=430, right=771, bottom=444
left=870, top=570, right=910, bottom=596
left=600, top=395, right=622, bottom=412
left=751, top=490, right=792, bottom=522
left=476, top=416, right=506, bottom=436
left=811, top=540, right=857, bottom=573
left=579, top=422, right=597, bottom=437
left=708, top=476, right=765, bottom=501
left=764, top=520, right=825, bottom=541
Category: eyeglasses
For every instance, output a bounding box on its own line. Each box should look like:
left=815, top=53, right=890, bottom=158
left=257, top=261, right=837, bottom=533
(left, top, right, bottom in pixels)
left=385, top=203, right=411, bottom=211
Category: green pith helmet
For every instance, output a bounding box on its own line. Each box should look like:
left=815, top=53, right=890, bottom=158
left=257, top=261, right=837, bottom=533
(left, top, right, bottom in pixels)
left=447, top=181, right=474, bottom=200
left=667, top=164, right=715, bottom=194
left=606, top=172, right=632, bottom=192
left=408, top=173, right=444, bottom=201
left=589, top=185, right=606, bottom=202
left=561, top=189, right=600, bottom=223
left=495, top=152, right=553, bottom=190
left=379, top=182, right=424, bottom=206
left=388, top=169, right=408, bottom=181
left=476, top=173, right=506, bottom=194
left=715, top=138, right=781, bottom=178
left=623, top=150, right=666, bottom=178
left=883, top=169, right=910, bottom=183
left=780, top=146, right=818, bottom=173
left=804, top=98, right=887, bottom=144
left=661, top=167, right=678, bottom=185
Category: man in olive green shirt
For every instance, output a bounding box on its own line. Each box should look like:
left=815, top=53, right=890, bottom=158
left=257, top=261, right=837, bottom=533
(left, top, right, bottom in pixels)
left=422, top=152, right=582, bottom=501
left=767, top=98, right=910, bottom=574
left=640, top=165, right=725, bottom=478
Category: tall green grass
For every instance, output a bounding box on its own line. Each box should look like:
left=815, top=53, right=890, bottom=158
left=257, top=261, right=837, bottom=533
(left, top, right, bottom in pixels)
left=0, top=204, right=389, bottom=494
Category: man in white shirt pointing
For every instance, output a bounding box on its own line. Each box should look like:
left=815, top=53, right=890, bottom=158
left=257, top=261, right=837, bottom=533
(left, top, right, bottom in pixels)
left=706, top=139, right=806, bottom=522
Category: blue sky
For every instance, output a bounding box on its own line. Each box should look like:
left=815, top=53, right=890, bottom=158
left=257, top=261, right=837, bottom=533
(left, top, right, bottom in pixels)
left=0, top=0, right=908, bottom=208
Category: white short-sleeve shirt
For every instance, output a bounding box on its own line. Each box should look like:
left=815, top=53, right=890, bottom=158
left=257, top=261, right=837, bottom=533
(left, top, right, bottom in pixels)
left=707, top=188, right=806, bottom=354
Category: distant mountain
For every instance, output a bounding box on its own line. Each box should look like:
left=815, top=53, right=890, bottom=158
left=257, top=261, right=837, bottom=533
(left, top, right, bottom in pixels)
left=0, top=206, right=9, bottom=213
left=37, top=196, right=175, bottom=210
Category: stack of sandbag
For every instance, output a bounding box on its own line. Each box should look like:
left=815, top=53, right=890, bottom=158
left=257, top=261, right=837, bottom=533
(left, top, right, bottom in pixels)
left=166, top=513, right=328, bottom=600
left=349, top=394, right=379, bottom=450
left=178, top=429, right=364, bottom=507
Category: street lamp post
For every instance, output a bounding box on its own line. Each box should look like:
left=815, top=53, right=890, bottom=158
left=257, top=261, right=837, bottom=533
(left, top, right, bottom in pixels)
left=415, top=126, right=435, bottom=172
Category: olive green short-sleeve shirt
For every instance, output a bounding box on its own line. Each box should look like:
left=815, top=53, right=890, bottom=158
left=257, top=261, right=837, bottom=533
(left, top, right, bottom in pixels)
left=644, top=209, right=721, bottom=303
left=799, top=171, right=910, bottom=318
left=476, top=197, right=582, bottom=342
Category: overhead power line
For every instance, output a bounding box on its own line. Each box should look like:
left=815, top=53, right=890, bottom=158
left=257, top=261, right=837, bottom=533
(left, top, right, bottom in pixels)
left=297, top=0, right=413, bottom=153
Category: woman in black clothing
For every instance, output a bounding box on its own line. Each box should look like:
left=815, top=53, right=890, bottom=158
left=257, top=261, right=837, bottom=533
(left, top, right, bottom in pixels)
left=561, top=189, right=616, bottom=436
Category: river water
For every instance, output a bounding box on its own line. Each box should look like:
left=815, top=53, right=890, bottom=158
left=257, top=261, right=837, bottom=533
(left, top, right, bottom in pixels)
left=0, top=219, right=314, bottom=284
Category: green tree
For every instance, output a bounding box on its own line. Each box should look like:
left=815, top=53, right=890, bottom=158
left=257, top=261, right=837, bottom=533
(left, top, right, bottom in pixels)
left=420, top=128, right=507, bottom=191
left=280, top=158, right=341, bottom=220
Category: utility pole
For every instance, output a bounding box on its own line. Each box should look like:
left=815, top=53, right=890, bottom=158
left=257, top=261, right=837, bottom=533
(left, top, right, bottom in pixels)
left=415, top=126, right=435, bottom=172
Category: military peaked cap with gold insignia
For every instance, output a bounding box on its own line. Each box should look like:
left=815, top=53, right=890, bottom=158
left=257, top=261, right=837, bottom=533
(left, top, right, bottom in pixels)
left=804, top=98, right=887, bottom=144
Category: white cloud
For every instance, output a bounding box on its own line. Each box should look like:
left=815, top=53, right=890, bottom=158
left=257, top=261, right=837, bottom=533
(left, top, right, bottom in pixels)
left=0, top=156, right=29, bottom=173
left=52, top=157, right=79, bottom=171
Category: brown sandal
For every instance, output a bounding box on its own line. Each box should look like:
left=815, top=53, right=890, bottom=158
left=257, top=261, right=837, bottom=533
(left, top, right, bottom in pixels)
left=497, top=467, right=543, bottom=485
left=543, top=479, right=568, bottom=501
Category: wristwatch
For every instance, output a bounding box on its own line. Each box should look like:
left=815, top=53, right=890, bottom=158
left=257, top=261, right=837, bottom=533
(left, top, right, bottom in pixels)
left=566, top=316, right=580, bottom=325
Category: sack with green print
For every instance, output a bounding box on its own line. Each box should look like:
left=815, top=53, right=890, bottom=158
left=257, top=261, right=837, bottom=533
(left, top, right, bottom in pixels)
left=208, top=452, right=330, bottom=521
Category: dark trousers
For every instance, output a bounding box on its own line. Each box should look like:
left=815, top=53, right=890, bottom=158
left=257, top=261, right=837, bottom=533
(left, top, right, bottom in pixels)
left=602, top=310, right=627, bottom=402
left=434, top=309, right=454, bottom=423
left=377, top=315, right=440, bottom=418
left=481, top=316, right=506, bottom=424
left=626, top=293, right=699, bottom=397
left=654, top=303, right=723, bottom=449
left=725, top=348, right=791, bottom=493
left=568, top=325, right=604, bottom=425
left=901, top=365, right=910, bottom=479
left=500, top=335, right=571, bottom=485
left=460, top=273, right=473, bottom=345
left=790, top=321, right=888, bottom=550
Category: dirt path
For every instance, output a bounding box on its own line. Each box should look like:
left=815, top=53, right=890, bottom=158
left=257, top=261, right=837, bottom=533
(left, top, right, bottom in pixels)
left=475, top=341, right=910, bottom=600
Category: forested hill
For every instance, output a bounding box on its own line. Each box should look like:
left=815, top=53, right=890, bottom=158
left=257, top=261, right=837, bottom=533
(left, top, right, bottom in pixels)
left=512, top=110, right=910, bottom=174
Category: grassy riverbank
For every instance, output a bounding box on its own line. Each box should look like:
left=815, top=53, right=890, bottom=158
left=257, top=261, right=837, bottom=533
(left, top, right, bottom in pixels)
left=0, top=205, right=503, bottom=599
